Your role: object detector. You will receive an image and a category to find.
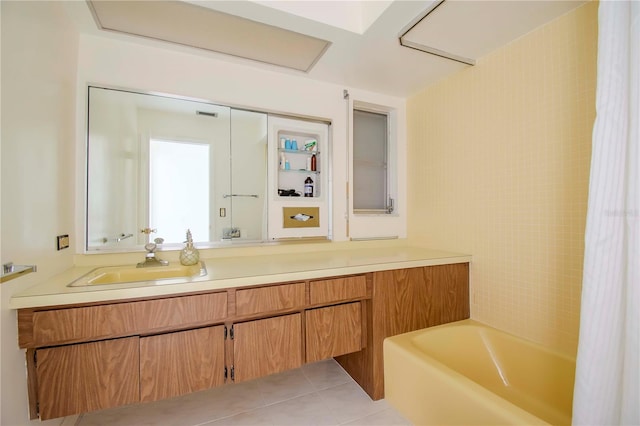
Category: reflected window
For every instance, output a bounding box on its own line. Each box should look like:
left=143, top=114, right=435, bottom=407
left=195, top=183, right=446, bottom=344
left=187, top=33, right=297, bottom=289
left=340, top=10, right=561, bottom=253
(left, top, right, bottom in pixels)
left=149, top=139, right=210, bottom=243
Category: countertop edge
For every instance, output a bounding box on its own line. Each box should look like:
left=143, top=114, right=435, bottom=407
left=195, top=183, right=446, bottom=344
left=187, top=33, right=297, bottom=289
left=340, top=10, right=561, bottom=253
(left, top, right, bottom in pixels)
left=10, top=252, right=472, bottom=310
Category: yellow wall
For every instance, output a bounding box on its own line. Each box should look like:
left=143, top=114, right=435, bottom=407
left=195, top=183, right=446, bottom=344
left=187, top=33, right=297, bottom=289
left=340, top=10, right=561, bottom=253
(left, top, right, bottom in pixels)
left=407, top=2, right=598, bottom=355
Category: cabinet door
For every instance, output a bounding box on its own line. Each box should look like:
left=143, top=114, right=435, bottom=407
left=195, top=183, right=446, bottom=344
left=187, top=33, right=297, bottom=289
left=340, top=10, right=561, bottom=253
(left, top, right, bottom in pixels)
left=36, top=337, right=139, bottom=420
left=306, top=302, right=363, bottom=363
left=233, top=314, right=302, bottom=382
left=140, top=326, right=225, bottom=402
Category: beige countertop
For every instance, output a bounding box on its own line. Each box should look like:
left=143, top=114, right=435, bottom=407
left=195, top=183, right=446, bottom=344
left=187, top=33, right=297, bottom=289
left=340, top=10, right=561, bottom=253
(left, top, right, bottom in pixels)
left=10, top=246, right=471, bottom=309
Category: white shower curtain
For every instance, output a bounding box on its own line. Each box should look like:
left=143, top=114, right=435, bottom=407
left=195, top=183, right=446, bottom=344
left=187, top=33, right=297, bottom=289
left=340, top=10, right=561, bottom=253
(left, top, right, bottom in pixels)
left=573, top=1, right=639, bottom=425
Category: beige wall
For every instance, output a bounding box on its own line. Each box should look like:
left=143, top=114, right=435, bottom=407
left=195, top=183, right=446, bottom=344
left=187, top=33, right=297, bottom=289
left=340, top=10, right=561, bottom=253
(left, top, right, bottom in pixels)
left=1, top=2, right=78, bottom=424
left=407, top=2, right=598, bottom=355
left=75, top=33, right=407, bottom=245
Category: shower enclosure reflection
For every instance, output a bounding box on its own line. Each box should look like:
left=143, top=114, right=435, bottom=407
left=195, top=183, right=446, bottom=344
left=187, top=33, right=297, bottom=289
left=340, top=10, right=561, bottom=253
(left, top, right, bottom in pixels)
left=86, top=86, right=267, bottom=251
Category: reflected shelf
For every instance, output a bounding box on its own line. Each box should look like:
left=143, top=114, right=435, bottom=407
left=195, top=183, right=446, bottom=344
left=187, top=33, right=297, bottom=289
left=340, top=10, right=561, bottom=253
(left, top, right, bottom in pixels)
left=277, top=148, right=320, bottom=155
left=279, top=170, right=320, bottom=174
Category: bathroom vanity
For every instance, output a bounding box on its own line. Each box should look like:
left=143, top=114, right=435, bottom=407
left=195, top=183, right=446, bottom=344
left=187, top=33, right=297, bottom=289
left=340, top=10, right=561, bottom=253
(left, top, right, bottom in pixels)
left=12, top=247, right=470, bottom=420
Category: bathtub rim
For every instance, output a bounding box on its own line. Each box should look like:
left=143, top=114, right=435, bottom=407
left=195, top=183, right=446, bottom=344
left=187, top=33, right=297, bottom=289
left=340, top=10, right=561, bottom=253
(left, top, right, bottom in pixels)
left=394, top=319, right=576, bottom=361
left=383, top=319, right=575, bottom=425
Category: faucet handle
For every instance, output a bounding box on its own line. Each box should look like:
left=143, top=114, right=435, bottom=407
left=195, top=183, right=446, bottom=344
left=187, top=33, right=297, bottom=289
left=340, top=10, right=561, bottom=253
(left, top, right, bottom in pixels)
left=144, top=243, right=157, bottom=253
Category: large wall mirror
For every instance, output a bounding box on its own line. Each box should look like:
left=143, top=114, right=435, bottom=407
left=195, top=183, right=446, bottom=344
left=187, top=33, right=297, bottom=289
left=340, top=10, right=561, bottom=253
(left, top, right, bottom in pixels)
left=86, top=86, right=268, bottom=251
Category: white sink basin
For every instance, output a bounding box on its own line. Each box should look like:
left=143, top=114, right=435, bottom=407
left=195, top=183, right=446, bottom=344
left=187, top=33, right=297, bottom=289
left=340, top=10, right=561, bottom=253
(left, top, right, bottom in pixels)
left=68, top=262, right=207, bottom=287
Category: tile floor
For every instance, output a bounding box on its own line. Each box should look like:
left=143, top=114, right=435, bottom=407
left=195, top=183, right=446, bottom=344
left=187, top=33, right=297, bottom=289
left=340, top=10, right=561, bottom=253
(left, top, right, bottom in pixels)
left=76, top=359, right=410, bottom=426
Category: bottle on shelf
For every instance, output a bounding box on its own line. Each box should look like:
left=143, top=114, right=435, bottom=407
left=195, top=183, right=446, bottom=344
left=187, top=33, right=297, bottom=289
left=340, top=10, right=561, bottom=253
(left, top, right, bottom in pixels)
left=310, top=154, right=317, bottom=172
left=304, top=176, right=314, bottom=197
left=280, top=153, right=286, bottom=170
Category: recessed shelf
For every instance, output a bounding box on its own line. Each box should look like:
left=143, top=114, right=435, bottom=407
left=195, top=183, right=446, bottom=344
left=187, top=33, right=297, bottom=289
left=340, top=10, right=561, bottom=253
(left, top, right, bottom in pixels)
left=279, top=169, right=320, bottom=174
left=269, top=117, right=328, bottom=239
left=278, top=149, right=320, bottom=155
left=276, top=129, right=322, bottom=198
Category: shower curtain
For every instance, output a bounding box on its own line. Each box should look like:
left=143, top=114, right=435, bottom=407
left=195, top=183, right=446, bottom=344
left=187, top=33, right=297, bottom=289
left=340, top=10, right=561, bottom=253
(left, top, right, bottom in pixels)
left=573, top=1, right=639, bottom=425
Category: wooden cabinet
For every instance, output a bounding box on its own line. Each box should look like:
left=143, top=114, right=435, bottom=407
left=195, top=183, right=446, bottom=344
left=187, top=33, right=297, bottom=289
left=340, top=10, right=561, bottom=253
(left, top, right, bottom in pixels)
left=140, top=326, right=226, bottom=402
left=337, top=263, right=470, bottom=400
left=233, top=314, right=303, bottom=382
left=36, top=337, right=139, bottom=420
left=431, top=263, right=471, bottom=325
left=17, top=264, right=469, bottom=419
left=306, top=302, right=363, bottom=363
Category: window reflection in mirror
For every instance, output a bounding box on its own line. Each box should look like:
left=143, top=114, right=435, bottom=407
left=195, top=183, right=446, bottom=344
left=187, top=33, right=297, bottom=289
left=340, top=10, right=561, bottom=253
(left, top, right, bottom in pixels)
left=86, top=86, right=267, bottom=251
left=148, top=139, right=211, bottom=243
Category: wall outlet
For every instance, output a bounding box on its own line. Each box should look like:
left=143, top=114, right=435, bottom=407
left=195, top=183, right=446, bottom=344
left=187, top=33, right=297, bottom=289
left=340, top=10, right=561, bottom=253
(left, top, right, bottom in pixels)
left=57, top=234, right=70, bottom=250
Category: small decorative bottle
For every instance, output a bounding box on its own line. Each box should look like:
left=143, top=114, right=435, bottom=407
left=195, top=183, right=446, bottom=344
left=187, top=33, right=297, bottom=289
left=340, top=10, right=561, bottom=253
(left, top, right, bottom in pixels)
left=179, top=229, right=200, bottom=266
left=304, top=176, right=314, bottom=197
left=310, top=154, right=317, bottom=171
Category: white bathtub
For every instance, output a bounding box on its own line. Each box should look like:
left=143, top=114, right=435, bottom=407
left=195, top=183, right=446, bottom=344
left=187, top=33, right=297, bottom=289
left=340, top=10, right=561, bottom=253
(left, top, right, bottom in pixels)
left=384, top=320, right=575, bottom=425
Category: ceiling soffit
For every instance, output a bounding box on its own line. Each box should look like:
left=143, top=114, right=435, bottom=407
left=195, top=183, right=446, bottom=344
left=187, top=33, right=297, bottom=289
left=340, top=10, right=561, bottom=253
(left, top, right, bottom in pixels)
left=87, top=0, right=331, bottom=73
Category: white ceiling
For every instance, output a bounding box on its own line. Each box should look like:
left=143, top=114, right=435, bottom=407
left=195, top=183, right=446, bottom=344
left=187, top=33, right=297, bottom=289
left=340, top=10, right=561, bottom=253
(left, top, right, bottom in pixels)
left=66, top=1, right=587, bottom=98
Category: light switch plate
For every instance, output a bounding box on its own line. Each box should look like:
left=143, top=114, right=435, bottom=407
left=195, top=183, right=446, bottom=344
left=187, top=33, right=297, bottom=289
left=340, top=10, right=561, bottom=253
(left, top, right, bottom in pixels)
left=57, top=234, right=69, bottom=250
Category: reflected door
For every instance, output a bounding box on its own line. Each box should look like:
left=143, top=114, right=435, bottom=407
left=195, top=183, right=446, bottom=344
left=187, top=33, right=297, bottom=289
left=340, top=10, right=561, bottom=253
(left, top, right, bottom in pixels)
left=86, top=86, right=271, bottom=250
left=228, top=109, right=268, bottom=241
left=136, top=102, right=232, bottom=245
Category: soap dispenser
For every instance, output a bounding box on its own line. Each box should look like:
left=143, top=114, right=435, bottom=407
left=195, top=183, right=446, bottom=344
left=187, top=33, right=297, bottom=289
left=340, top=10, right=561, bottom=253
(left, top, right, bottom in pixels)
left=179, top=229, right=200, bottom=266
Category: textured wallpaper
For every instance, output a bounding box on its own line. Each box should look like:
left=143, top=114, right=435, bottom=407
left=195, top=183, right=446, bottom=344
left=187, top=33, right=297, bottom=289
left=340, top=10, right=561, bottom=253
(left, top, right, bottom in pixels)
left=407, top=1, right=598, bottom=355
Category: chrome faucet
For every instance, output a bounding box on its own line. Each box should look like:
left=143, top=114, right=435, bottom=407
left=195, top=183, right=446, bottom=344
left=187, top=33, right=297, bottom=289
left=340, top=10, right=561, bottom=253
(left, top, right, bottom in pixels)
left=137, top=242, right=169, bottom=268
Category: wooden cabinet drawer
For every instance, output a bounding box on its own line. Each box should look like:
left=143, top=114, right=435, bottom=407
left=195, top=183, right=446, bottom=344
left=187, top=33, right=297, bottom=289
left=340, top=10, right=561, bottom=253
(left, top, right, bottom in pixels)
left=140, top=326, right=226, bottom=402
left=309, top=275, right=367, bottom=305
left=235, top=282, right=305, bottom=316
left=36, top=337, right=139, bottom=420
left=306, top=302, right=363, bottom=363
left=233, top=313, right=303, bottom=382
left=31, top=292, right=227, bottom=347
